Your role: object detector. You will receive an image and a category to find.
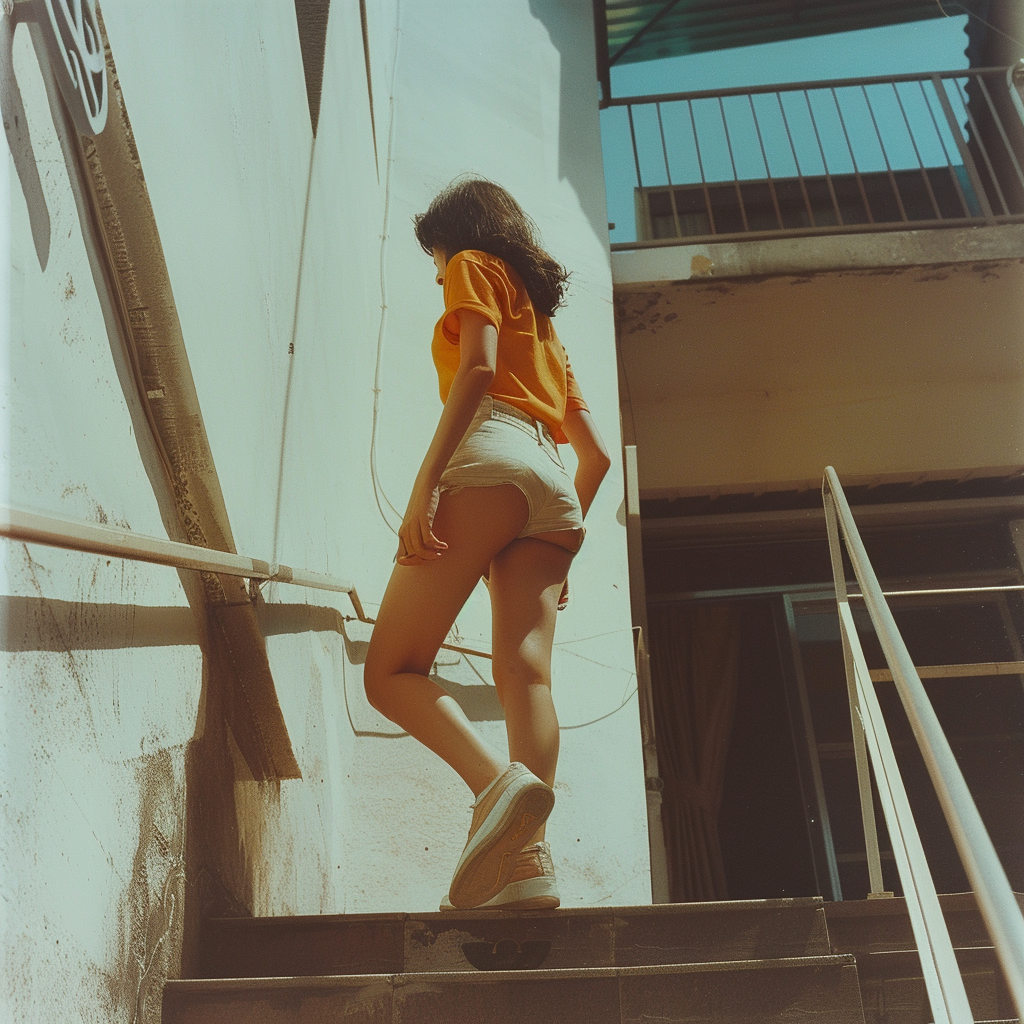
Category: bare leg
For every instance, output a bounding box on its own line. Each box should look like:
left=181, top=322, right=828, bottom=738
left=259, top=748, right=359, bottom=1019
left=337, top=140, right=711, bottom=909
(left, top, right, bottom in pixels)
left=364, top=484, right=530, bottom=795
left=489, top=535, right=575, bottom=841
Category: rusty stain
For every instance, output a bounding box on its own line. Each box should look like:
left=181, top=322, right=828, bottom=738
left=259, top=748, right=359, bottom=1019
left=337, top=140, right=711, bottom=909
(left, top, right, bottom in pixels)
left=690, top=254, right=714, bottom=278
left=63, top=273, right=75, bottom=300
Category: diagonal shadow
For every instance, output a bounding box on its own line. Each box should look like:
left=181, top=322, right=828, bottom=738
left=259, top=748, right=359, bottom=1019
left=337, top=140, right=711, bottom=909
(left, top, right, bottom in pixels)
left=0, top=596, right=198, bottom=652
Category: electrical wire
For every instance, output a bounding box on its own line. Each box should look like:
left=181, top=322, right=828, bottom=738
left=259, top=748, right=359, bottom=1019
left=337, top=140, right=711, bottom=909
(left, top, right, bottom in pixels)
left=368, top=1, right=405, bottom=534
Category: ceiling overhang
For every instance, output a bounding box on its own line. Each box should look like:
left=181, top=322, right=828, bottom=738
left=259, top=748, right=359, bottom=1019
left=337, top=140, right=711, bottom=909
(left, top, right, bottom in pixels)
left=595, top=0, right=951, bottom=103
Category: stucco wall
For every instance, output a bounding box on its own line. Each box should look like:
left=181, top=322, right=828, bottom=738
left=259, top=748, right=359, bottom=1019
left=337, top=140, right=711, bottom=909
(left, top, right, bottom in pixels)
left=2, top=1, right=647, bottom=1019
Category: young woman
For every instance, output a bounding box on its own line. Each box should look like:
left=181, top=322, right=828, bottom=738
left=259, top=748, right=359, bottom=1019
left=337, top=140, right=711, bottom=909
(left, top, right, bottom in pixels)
left=363, top=179, right=611, bottom=911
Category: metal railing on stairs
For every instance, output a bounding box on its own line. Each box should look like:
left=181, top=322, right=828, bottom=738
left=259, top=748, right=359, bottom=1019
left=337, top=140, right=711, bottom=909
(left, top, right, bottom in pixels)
left=0, top=505, right=492, bottom=659
left=822, top=467, right=1024, bottom=1024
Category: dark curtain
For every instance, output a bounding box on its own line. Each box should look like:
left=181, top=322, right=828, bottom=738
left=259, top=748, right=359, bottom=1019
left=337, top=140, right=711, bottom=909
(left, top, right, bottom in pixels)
left=648, top=603, right=740, bottom=902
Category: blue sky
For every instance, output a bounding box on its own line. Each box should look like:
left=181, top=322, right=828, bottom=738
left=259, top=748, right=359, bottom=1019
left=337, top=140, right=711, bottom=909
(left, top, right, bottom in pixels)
left=601, top=14, right=973, bottom=242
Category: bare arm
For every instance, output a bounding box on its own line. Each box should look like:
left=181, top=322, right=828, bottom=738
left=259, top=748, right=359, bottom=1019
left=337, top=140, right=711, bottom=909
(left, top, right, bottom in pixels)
left=561, top=407, right=611, bottom=518
left=398, top=309, right=496, bottom=563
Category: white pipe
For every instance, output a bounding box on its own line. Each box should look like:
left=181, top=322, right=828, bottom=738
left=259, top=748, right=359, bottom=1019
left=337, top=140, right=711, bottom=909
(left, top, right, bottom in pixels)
left=0, top=504, right=367, bottom=616
left=0, top=504, right=502, bottom=660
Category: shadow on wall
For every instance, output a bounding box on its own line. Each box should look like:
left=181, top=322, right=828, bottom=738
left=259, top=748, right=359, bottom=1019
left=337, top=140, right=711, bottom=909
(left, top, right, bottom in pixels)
left=0, top=596, right=199, bottom=651
left=527, top=0, right=610, bottom=245
left=0, top=595, right=505, bottom=725
left=257, top=602, right=504, bottom=724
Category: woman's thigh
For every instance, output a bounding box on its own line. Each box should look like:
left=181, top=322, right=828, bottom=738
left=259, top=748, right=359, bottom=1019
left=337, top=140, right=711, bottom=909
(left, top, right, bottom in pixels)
left=488, top=536, right=574, bottom=694
left=365, top=484, right=529, bottom=678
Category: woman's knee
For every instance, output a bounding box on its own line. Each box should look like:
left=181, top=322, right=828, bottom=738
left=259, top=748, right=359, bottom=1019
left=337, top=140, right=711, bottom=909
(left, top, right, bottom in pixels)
left=492, top=658, right=550, bottom=701
left=362, top=645, right=394, bottom=715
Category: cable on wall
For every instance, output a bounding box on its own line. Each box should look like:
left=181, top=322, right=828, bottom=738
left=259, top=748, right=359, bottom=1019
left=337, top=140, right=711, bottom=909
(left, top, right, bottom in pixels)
left=369, top=0, right=405, bottom=534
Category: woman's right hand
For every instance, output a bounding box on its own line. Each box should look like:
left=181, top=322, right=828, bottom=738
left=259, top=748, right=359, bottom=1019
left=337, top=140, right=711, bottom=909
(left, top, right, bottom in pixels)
left=396, top=482, right=447, bottom=565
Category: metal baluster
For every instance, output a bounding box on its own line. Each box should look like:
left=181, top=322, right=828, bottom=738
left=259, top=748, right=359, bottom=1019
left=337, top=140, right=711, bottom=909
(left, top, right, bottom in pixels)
left=920, top=79, right=973, bottom=218
left=862, top=84, right=909, bottom=222
left=718, top=95, right=749, bottom=232
left=832, top=86, right=875, bottom=224
left=776, top=91, right=816, bottom=227
left=627, top=104, right=647, bottom=239
left=932, top=73, right=995, bottom=221
left=748, top=93, right=784, bottom=229
left=804, top=88, right=844, bottom=225
left=955, top=74, right=1010, bottom=215
left=627, top=103, right=643, bottom=189
left=893, top=81, right=943, bottom=220
left=687, top=98, right=716, bottom=235
left=656, top=102, right=683, bottom=238
left=977, top=72, right=1024, bottom=205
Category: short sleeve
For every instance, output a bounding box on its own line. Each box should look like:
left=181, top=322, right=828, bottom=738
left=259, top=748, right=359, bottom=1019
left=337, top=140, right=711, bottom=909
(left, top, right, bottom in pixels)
left=554, top=353, right=589, bottom=444
left=565, top=356, right=589, bottom=414
left=441, top=253, right=507, bottom=343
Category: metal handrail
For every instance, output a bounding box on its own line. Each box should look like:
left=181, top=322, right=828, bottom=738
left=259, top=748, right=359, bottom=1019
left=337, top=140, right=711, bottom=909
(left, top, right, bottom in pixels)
left=0, top=505, right=493, bottom=660
left=822, top=467, right=1024, bottom=1023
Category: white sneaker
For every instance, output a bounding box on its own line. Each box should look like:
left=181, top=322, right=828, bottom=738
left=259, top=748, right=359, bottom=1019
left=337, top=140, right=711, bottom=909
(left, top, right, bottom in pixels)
left=447, top=763, right=554, bottom=910
left=441, top=842, right=560, bottom=911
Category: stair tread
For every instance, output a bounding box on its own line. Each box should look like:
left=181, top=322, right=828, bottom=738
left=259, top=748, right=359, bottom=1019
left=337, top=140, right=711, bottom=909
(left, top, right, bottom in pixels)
left=169, top=952, right=858, bottom=988
left=200, top=897, right=833, bottom=979
left=205, top=895, right=824, bottom=927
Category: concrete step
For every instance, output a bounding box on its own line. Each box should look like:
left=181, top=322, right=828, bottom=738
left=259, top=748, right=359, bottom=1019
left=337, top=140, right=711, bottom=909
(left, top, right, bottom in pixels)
left=823, top=892, right=1024, bottom=955
left=164, top=953, right=865, bottom=1024
left=854, top=947, right=1017, bottom=1024
left=823, top=894, right=1024, bottom=1024
left=199, top=897, right=831, bottom=979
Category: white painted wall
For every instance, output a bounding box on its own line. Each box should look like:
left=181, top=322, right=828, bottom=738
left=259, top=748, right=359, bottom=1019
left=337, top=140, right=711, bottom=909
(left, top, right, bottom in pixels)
left=3, top=0, right=647, bottom=1017
left=2, top=21, right=202, bottom=1021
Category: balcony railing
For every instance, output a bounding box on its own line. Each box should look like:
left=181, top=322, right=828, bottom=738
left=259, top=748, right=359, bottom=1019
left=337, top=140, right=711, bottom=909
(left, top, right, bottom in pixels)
left=602, top=67, right=1024, bottom=249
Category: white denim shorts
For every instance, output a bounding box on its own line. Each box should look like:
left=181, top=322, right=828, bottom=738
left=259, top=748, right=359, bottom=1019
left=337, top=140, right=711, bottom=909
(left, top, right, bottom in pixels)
left=440, top=396, right=585, bottom=551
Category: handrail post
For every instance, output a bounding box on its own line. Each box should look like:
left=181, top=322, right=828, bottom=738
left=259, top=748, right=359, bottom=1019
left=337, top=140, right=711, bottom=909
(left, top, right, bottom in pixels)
left=823, top=489, right=887, bottom=898
left=932, top=75, right=995, bottom=221
left=836, top=599, right=972, bottom=1024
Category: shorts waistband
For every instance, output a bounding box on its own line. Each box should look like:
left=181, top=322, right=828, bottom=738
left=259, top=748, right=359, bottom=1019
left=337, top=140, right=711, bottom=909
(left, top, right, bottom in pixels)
left=485, top=397, right=556, bottom=446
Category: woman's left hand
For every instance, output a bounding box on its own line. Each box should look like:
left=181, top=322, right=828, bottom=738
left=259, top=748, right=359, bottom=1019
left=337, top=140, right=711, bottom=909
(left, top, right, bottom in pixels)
left=396, top=483, right=446, bottom=565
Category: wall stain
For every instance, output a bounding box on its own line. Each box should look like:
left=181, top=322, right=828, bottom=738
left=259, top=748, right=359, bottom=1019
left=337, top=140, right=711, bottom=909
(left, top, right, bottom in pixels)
left=971, top=262, right=1004, bottom=282
left=105, top=750, right=187, bottom=1024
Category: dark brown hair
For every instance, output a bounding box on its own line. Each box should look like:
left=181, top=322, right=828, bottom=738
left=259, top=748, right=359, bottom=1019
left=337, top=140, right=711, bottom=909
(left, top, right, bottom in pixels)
left=413, top=178, right=569, bottom=317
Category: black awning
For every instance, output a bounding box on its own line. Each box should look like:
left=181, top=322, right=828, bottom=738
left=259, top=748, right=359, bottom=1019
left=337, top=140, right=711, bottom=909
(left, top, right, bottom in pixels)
left=603, top=1, right=947, bottom=67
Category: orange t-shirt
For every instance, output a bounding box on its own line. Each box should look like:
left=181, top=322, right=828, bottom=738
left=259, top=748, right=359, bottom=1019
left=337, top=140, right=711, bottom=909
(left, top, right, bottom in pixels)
left=431, top=250, right=588, bottom=443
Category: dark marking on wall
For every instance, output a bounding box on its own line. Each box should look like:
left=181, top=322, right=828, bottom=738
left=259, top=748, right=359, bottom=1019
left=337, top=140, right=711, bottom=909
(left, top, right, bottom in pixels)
left=293, top=0, right=331, bottom=136
left=971, top=261, right=1004, bottom=282
left=109, top=751, right=187, bottom=1024
left=615, top=290, right=673, bottom=336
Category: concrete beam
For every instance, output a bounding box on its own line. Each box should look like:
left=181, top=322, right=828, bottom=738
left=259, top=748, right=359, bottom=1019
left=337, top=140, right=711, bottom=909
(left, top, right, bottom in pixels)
left=612, top=224, right=1024, bottom=288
